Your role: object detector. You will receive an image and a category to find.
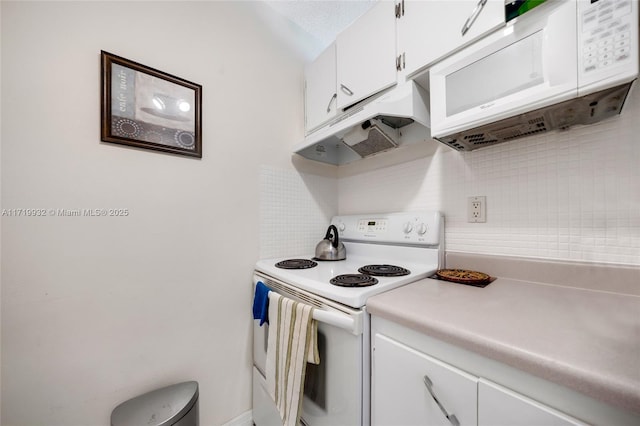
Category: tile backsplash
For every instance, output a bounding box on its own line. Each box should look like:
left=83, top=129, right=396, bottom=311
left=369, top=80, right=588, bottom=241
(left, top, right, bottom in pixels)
left=339, top=88, right=640, bottom=266
left=262, top=88, right=639, bottom=266
left=259, top=165, right=338, bottom=258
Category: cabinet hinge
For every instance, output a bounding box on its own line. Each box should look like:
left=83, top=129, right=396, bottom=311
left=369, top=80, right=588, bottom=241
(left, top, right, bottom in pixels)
left=395, top=0, right=404, bottom=18
left=396, top=52, right=406, bottom=71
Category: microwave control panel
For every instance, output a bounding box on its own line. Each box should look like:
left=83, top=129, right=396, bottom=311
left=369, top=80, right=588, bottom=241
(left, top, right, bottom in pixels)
left=578, top=0, right=638, bottom=90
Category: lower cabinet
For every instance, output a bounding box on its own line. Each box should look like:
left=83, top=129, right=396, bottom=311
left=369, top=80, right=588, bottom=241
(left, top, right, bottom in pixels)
left=373, top=334, right=477, bottom=426
left=372, top=325, right=587, bottom=426
left=478, top=379, right=585, bottom=426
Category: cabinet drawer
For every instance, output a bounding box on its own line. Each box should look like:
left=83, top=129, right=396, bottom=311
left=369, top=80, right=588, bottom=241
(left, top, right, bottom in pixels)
left=478, top=379, right=587, bottom=426
left=372, top=333, right=478, bottom=426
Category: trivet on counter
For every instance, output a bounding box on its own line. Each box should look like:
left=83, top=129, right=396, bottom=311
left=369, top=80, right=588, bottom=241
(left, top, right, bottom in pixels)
left=431, top=269, right=495, bottom=288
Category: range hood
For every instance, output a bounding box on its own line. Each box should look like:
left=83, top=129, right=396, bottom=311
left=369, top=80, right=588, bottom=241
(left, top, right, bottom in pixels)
left=294, top=81, right=431, bottom=165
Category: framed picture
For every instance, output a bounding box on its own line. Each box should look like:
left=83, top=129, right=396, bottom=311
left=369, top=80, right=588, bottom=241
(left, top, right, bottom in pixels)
left=101, top=51, right=202, bottom=158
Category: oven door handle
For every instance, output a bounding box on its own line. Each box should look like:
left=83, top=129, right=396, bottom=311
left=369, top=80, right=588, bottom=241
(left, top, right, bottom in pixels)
left=313, top=309, right=359, bottom=334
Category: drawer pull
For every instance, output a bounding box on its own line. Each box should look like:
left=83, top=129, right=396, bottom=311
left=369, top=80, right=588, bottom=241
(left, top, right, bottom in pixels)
left=423, top=375, right=460, bottom=426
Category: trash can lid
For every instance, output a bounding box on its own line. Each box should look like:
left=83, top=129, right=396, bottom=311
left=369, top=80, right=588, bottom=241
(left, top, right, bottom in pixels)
left=111, top=381, right=199, bottom=426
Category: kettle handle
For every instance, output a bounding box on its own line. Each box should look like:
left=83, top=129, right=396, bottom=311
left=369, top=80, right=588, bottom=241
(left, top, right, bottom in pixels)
left=325, top=225, right=340, bottom=248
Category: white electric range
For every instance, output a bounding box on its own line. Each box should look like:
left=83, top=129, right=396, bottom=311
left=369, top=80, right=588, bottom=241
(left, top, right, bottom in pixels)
left=252, top=211, right=444, bottom=426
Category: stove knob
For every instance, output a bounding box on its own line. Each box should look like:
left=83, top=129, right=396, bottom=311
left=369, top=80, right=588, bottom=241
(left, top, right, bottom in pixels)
left=338, top=223, right=346, bottom=232
left=403, top=222, right=413, bottom=234
left=417, top=223, right=428, bottom=235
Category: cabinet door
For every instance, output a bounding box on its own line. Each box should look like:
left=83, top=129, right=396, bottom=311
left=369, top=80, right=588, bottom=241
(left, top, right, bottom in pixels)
left=336, top=1, right=397, bottom=110
left=478, top=379, right=587, bottom=426
left=372, top=333, right=478, bottom=426
left=399, top=0, right=505, bottom=76
left=304, top=43, right=337, bottom=133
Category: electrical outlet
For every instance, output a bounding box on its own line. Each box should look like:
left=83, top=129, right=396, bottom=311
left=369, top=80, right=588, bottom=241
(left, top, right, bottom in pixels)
left=468, top=196, right=486, bottom=223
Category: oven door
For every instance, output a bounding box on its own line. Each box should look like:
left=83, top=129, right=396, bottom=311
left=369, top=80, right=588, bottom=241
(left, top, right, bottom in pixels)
left=252, top=273, right=368, bottom=426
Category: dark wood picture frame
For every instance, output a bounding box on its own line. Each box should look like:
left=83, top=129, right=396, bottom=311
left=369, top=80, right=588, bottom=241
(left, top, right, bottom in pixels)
left=101, top=51, right=202, bottom=158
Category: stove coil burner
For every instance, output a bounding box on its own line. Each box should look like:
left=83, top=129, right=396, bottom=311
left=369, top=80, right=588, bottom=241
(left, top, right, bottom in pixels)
left=358, top=264, right=411, bottom=277
left=330, top=274, right=379, bottom=287
left=275, top=259, right=318, bottom=269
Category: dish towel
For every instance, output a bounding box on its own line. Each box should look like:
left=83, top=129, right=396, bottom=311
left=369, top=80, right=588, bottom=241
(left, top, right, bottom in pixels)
left=252, top=281, right=271, bottom=326
left=266, top=292, right=319, bottom=426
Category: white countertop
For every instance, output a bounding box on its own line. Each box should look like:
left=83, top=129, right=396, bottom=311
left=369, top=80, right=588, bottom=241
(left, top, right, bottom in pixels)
left=367, top=275, right=640, bottom=413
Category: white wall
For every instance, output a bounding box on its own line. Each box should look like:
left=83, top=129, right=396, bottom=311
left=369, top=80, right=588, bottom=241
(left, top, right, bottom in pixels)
left=338, top=86, right=640, bottom=266
left=1, top=1, right=306, bottom=425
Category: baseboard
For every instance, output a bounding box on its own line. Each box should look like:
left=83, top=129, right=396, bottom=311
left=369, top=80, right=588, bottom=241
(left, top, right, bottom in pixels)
left=222, top=409, right=253, bottom=426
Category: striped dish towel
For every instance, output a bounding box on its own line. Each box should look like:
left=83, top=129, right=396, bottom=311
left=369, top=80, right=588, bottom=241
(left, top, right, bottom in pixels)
left=266, top=292, right=319, bottom=426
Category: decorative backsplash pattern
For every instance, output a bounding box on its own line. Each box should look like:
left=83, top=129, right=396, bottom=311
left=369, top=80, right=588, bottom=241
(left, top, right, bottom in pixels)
left=339, top=89, right=640, bottom=266
left=259, top=165, right=338, bottom=259
left=261, top=90, right=639, bottom=266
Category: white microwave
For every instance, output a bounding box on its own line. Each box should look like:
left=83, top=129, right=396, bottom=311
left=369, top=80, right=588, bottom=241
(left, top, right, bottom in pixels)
left=429, top=0, right=639, bottom=151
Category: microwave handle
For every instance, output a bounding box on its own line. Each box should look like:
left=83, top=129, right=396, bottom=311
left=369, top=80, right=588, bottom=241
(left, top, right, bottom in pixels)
left=461, top=0, right=488, bottom=36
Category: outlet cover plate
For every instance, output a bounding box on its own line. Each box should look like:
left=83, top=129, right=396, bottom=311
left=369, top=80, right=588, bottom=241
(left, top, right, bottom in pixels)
left=468, top=196, right=486, bottom=223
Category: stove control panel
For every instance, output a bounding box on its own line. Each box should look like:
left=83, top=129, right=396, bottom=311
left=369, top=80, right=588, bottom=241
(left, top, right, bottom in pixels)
left=332, top=211, right=442, bottom=246
left=357, top=219, right=388, bottom=233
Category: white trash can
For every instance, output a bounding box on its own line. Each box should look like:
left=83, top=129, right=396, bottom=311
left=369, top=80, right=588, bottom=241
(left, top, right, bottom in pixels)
left=111, top=381, right=199, bottom=426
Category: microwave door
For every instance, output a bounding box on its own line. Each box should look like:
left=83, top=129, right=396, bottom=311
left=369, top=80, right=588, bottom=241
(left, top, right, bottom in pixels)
left=430, top=0, right=578, bottom=138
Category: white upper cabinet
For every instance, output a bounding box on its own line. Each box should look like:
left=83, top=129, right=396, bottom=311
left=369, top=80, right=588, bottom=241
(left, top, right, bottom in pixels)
left=336, top=0, right=397, bottom=110
left=398, top=0, right=505, bottom=77
left=304, top=43, right=337, bottom=133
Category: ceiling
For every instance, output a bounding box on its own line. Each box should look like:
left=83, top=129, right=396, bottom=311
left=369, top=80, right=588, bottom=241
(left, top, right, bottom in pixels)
left=264, top=0, right=377, bottom=60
